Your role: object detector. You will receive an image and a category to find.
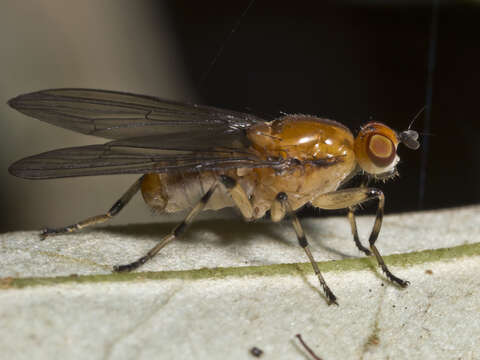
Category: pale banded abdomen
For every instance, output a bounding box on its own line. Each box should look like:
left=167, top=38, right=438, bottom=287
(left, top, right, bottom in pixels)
left=140, top=157, right=355, bottom=220
left=141, top=171, right=238, bottom=213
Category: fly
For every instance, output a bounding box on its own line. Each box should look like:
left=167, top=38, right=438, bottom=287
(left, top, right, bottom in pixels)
left=7, top=88, right=420, bottom=305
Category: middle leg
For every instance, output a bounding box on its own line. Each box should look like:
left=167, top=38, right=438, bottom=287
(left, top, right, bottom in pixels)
left=275, top=192, right=338, bottom=305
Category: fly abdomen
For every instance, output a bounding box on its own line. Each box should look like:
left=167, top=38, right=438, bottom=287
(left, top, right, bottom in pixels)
left=141, top=172, right=234, bottom=213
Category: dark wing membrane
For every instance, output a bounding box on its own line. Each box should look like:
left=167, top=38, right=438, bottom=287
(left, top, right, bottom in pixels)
left=8, top=88, right=265, bottom=140
left=8, top=131, right=285, bottom=179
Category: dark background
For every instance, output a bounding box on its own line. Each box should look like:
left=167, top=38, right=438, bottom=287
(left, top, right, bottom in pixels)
left=1, top=1, right=479, bottom=232
left=165, top=0, right=480, bottom=213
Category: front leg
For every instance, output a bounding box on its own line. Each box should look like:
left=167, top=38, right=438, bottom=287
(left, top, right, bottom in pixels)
left=348, top=208, right=371, bottom=256
left=312, top=187, right=409, bottom=288
left=348, top=175, right=371, bottom=256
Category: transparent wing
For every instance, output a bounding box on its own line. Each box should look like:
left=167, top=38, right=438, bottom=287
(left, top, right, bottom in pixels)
left=8, top=88, right=264, bottom=140
left=8, top=88, right=344, bottom=179
left=8, top=130, right=286, bottom=179
left=9, top=128, right=344, bottom=179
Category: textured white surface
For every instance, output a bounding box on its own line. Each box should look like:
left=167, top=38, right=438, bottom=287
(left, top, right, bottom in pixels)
left=1, top=205, right=479, bottom=278
left=1, top=206, right=480, bottom=360
left=1, top=259, right=480, bottom=360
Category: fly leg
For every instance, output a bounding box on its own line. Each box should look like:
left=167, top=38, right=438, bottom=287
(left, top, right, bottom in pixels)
left=40, top=175, right=144, bottom=239
left=114, top=182, right=218, bottom=272
left=275, top=192, right=338, bottom=305
left=348, top=176, right=371, bottom=255
left=348, top=208, right=371, bottom=256
left=270, top=190, right=287, bottom=222
left=312, top=188, right=409, bottom=288
left=219, top=175, right=254, bottom=220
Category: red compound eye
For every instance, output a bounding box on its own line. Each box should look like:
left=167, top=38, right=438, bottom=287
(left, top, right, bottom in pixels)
left=354, top=122, right=399, bottom=174
left=367, top=134, right=395, bottom=167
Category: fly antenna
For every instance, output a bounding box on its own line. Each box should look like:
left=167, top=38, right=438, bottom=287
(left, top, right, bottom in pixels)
left=398, top=108, right=423, bottom=150
left=408, top=105, right=426, bottom=130
left=199, top=0, right=256, bottom=87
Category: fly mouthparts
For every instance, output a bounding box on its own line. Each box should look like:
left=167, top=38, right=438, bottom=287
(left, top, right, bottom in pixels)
left=398, top=129, right=420, bottom=150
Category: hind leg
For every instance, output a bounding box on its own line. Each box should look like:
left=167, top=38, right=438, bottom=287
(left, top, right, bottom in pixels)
left=114, top=182, right=219, bottom=272
left=41, top=176, right=144, bottom=239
